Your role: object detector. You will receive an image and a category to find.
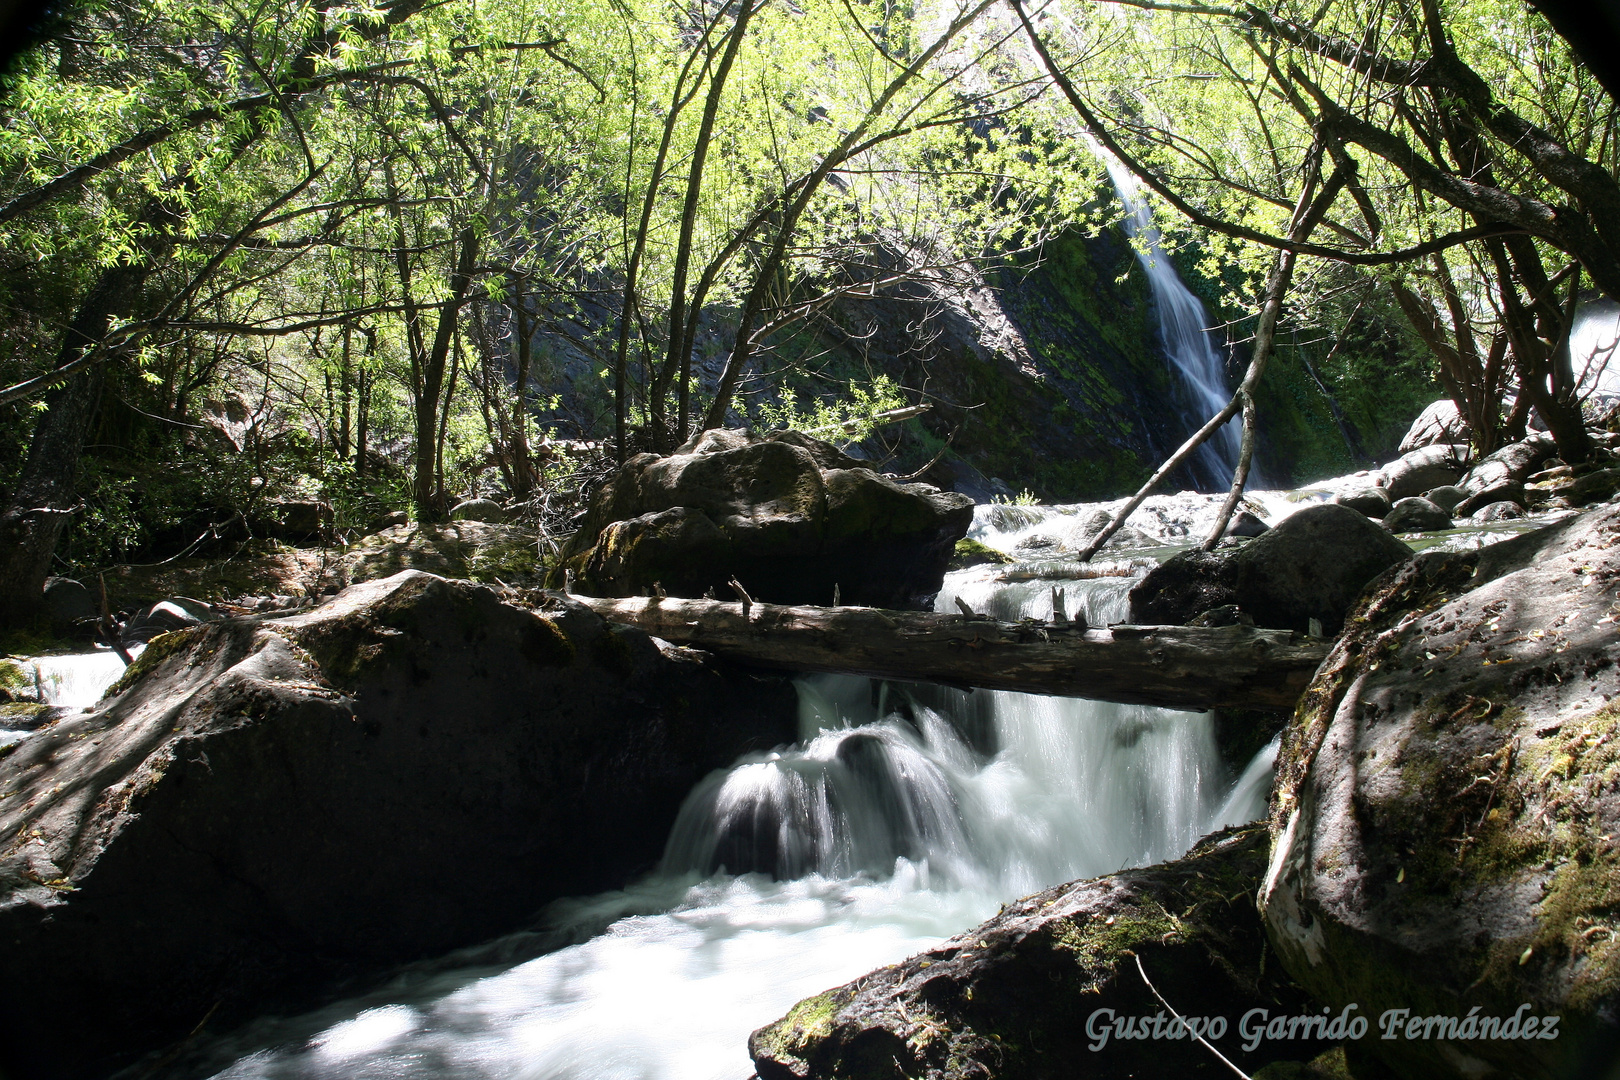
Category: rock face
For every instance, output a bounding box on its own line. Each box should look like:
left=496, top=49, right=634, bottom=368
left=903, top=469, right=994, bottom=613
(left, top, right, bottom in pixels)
left=749, top=826, right=1330, bottom=1080
left=1262, top=504, right=1620, bottom=1080
left=1129, top=503, right=1413, bottom=635
left=0, top=571, right=796, bottom=1080
left=554, top=428, right=975, bottom=608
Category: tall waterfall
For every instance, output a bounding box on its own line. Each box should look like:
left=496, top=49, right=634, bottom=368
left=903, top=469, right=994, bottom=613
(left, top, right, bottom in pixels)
left=1101, top=155, right=1244, bottom=490
left=189, top=530, right=1275, bottom=1080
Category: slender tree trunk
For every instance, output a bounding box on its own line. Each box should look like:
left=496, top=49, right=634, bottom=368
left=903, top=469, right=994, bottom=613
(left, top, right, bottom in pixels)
left=511, top=289, right=534, bottom=500
left=411, top=224, right=480, bottom=522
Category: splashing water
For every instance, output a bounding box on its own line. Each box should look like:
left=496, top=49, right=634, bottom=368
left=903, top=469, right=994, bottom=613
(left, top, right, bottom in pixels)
left=185, top=539, right=1276, bottom=1080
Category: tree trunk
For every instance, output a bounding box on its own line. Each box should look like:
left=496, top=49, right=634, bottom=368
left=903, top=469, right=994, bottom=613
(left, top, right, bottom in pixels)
left=0, top=226, right=162, bottom=624
left=573, top=595, right=1330, bottom=711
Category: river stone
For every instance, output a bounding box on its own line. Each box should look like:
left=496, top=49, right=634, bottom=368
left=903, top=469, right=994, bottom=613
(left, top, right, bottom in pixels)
left=449, top=497, right=505, bottom=523
left=1469, top=501, right=1524, bottom=524
left=1383, top=443, right=1470, bottom=500
left=1399, top=398, right=1471, bottom=453
left=552, top=428, right=974, bottom=608
left=750, top=825, right=1330, bottom=1080
left=1455, top=482, right=1526, bottom=520
left=1334, top=487, right=1392, bottom=519
left=1223, top=509, right=1270, bottom=538
left=1423, top=485, right=1469, bottom=513
left=1128, top=503, right=1413, bottom=636
left=0, top=571, right=796, bottom=1079
left=1381, top=496, right=1452, bottom=534
left=1261, top=504, right=1620, bottom=1080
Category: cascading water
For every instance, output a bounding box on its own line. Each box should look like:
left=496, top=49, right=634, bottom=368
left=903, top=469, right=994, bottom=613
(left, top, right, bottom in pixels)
left=179, top=517, right=1277, bottom=1080
left=1100, top=154, right=1245, bottom=491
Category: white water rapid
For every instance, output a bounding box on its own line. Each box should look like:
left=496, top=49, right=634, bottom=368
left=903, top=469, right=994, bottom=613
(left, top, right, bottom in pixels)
left=176, top=517, right=1277, bottom=1080
left=1101, top=155, right=1245, bottom=490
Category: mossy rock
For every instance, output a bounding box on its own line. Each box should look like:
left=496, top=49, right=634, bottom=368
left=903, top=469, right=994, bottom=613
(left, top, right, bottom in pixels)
left=751, top=826, right=1331, bottom=1079
left=948, top=538, right=1013, bottom=571
left=1263, top=503, right=1620, bottom=1080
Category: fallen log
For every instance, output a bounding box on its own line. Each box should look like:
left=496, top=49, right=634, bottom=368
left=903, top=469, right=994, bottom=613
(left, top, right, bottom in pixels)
left=574, top=595, right=1331, bottom=711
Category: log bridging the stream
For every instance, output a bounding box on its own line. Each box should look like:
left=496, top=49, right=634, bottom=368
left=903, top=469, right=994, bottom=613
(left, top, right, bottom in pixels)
left=574, top=595, right=1331, bottom=711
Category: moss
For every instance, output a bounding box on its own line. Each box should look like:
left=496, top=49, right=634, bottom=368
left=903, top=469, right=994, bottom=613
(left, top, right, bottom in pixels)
left=521, top=616, right=576, bottom=668
left=104, top=629, right=196, bottom=698
left=948, top=538, right=1012, bottom=571
left=754, top=990, right=841, bottom=1058
left=0, top=702, right=52, bottom=725
left=591, top=625, right=637, bottom=679
left=1051, top=896, right=1184, bottom=978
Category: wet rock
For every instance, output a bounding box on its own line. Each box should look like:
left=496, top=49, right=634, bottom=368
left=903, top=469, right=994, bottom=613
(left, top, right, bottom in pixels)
left=0, top=571, right=796, bottom=1079
left=1399, top=398, right=1471, bottom=452
left=1333, top=487, right=1392, bottom=520
left=1422, top=485, right=1469, bottom=513
left=342, top=521, right=541, bottom=585
left=1383, top=444, right=1470, bottom=501
left=1381, top=496, right=1452, bottom=534
left=1262, top=504, right=1620, bottom=1080
left=449, top=497, right=505, bottom=523
left=750, top=826, right=1329, bottom=1080
left=1469, top=501, right=1524, bottom=524
left=1128, top=503, right=1413, bottom=636
left=552, top=428, right=974, bottom=608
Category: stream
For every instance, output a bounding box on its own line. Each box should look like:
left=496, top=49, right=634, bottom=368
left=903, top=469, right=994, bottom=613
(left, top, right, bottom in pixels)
left=112, top=502, right=1282, bottom=1080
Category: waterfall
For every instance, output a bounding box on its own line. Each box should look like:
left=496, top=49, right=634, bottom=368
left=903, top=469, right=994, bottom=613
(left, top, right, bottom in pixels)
left=1100, top=154, right=1244, bottom=491
left=22, top=648, right=138, bottom=709
left=188, top=525, right=1277, bottom=1080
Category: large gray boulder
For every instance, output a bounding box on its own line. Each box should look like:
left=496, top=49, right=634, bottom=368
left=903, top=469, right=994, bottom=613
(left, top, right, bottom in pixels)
left=1400, top=398, right=1471, bottom=452
left=1381, top=496, right=1452, bottom=534
left=0, top=571, right=796, bottom=1080
left=553, top=428, right=975, bottom=608
left=1456, top=436, right=1557, bottom=516
left=1384, top=443, right=1470, bottom=500
left=1262, top=504, right=1620, bottom=1080
left=1128, top=503, right=1413, bottom=635
left=750, top=826, right=1330, bottom=1080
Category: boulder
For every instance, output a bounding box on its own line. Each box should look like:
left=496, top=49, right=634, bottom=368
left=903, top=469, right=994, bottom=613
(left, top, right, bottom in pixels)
left=1381, top=496, right=1452, bottom=534
left=119, top=596, right=219, bottom=644
left=1422, top=485, right=1469, bottom=513
left=1383, top=444, right=1470, bottom=500
left=1399, top=398, right=1471, bottom=453
left=342, top=521, right=541, bottom=585
left=1223, top=509, right=1271, bottom=538
left=259, top=500, right=333, bottom=542
left=449, top=497, right=505, bottom=523
left=0, top=571, right=796, bottom=1079
left=1261, top=504, right=1620, bottom=1080
left=40, top=577, right=95, bottom=629
left=1128, top=503, right=1413, bottom=636
left=1458, top=436, right=1556, bottom=501
left=750, top=826, right=1330, bottom=1080
left=552, top=428, right=975, bottom=608
left=1568, top=467, right=1620, bottom=507
left=1455, top=482, right=1525, bottom=520
left=368, top=510, right=409, bottom=533
left=1469, top=500, right=1524, bottom=524
left=1334, top=487, right=1392, bottom=520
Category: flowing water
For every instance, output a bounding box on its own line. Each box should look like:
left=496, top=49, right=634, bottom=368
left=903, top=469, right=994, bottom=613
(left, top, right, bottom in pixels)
left=179, top=512, right=1278, bottom=1080
left=1101, top=155, right=1245, bottom=491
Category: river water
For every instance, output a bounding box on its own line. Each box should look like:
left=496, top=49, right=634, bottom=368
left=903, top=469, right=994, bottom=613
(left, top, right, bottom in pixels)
left=150, top=503, right=1278, bottom=1080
